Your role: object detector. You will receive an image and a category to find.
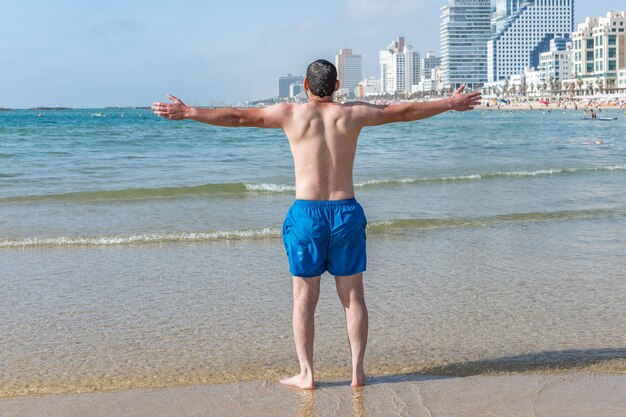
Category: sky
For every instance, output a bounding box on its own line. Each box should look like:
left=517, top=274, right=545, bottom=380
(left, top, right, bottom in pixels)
left=1, top=0, right=624, bottom=108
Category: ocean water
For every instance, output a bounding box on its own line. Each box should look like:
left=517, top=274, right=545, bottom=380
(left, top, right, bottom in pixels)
left=1, top=108, right=625, bottom=397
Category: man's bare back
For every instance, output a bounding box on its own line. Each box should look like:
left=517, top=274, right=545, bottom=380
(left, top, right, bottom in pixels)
left=282, top=100, right=361, bottom=200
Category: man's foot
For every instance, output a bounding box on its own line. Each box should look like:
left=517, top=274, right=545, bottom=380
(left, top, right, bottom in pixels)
left=351, top=370, right=367, bottom=387
left=280, top=373, right=316, bottom=390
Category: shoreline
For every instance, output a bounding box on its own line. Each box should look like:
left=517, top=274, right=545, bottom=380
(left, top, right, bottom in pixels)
left=2, top=352, right=624, bottom=399
left=476, top=103, right=626, bottom=111
left=2, top=357, right=625, bottom=399
left=2, top=101, right=625, bottom=112
left=1, top=371, right=624, bottom=417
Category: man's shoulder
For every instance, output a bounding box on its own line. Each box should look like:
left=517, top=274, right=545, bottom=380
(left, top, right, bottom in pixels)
left=342, top=101, right=388, bottom=110
left=264, top=102, right=294, bottom=111
left=341, top=101, right=389, bottom=121
left=260, top=102, right=295, bottom=119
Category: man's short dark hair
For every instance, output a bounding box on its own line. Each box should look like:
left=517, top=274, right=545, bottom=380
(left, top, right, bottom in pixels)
left=306, top=59, right=337, bottom=98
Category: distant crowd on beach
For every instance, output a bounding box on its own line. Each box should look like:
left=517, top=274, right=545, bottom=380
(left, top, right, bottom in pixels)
left=332, top=92, right=626, bottom=114
left=354, top=96, right=625, bottom=114
left=479, top=97, right=626, bottom=111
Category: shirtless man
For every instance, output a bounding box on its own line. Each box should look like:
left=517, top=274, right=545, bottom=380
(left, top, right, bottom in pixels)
left=152, top=59, right=481, bottom=389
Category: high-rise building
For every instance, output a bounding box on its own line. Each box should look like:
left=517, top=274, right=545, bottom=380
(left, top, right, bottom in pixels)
left=569, top=11, right=626, bottom=90
left=492, top=0, right=522, bottom=33
left=379, top=36, right=421, bottom=94
left=487, top=0, right=575, bottom=83
left=278, top=74, right=305, bottom=98
left=335, top=49, right=362, bottom=97
left=421, top=51, right=441, bottom=81
left=440, top=0, right=492, bottom=90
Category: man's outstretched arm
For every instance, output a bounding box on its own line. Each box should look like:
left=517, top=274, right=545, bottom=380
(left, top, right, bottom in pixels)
left=351, top=85, right=482, bottom=127
left=151, top=95, right=290, bottom=128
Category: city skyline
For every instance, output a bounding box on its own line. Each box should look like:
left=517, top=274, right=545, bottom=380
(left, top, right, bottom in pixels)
left=1, top=0, right=625, bottom=108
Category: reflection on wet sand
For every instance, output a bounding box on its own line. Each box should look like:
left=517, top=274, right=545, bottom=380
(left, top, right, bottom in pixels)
left=295, top=384, right=366, bottom=417
left=295, top=390, right=315, bottom=417
left=351, top=387, right=366, bottom=417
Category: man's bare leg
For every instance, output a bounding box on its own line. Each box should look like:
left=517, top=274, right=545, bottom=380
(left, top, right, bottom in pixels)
left=281, top=276, right=320, bottom=389
left=335, top=273, right=368, bottom=387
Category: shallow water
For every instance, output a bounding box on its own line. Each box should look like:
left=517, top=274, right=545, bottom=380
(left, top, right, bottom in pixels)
left=1, top=108, right=625, bottom=396
left=2, top=108, right=625, bottom=243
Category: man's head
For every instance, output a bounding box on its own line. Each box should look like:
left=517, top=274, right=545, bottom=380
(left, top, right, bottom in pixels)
left=305, top=59, right=339, bottom=98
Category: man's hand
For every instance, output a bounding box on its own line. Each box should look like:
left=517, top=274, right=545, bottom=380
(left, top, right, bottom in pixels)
left=152, top=95, right=190, bottom=120
left=448, top=85, right=482, bottom=112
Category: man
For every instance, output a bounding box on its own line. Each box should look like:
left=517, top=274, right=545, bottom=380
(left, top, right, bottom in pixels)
left=152, top=59, right=481, bottom=389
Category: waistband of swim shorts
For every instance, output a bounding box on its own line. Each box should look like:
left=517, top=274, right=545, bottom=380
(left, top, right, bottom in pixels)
left=293, top=197, right=358, bottom=208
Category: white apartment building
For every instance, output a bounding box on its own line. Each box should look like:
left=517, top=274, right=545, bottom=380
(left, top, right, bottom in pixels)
left=335, top=49, right=363, bottom=98
left=538, top=38, right=572, bottom=85
left=421, top=51, right=441, bottom=81
left=379, top=37, right=421, bottom=94
left=509, top=73, right=526, bottom=95
left=416, top=67, right=445, bottom=93
left=487, top=0, right=574, bottom=83
left=569, top=11, right=626, bottom=91
left=434, top=67, right=445, bottom=92
left=525, top=68, right=544, bottom=95
left=414, top=79, right=435, bottom=93
left=440, top=0, right=492, bottom=90
left=356, top=77, right=382, bottom=98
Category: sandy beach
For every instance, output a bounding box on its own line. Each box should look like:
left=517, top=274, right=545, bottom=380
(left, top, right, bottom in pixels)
left=3, top=109, right=625, bottom=414
left=1, top=372, right=625, bottom=417
left=477, top=100, right=626, bottom=111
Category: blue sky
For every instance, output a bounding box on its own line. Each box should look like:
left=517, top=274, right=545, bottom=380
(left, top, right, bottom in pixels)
left=1, top=0, right=624, bottom=108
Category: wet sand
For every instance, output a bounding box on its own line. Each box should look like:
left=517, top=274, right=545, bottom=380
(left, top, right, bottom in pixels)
left=1, top=372, right=624, bottom=417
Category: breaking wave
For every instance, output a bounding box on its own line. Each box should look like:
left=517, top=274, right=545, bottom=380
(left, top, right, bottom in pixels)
left=3, top=165, right=624, bottom=203
left=2, top=208, right=621, bottom=249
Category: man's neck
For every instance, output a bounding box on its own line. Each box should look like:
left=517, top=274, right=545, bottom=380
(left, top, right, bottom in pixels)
left=307, top=93, right=334, bottom=103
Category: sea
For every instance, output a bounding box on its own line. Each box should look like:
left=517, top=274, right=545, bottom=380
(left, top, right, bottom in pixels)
left=1, top=107, right=625, bottom=397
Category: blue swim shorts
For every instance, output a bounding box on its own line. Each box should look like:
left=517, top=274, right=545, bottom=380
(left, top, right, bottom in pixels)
left=282, top=198, right=367, bottom=278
